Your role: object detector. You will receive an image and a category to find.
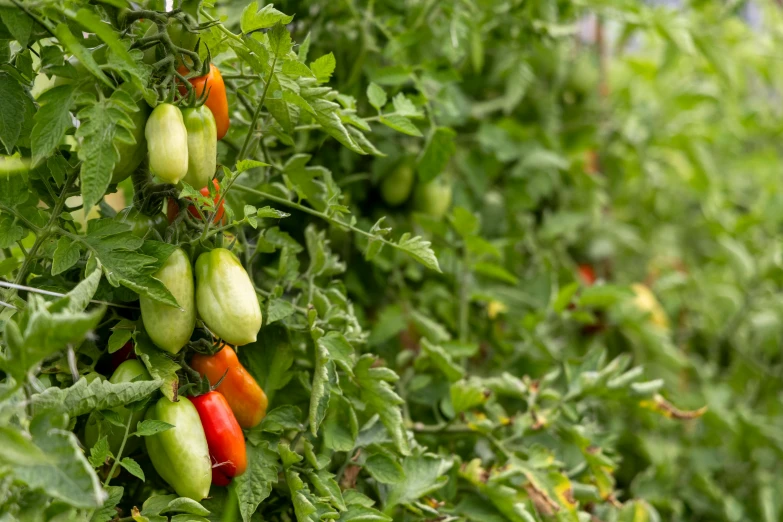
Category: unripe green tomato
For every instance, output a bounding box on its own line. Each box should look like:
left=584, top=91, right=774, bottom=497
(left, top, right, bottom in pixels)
left=142, top=23, right=160, bottom=65
left=414, top=178, right=453, bottom=218
left=145, top=396, right=211, bottom=500
left=112, top=101, right=150, bottom=184
left=181, top=105, right=217, bottom=190
left=146, top=103, right=189, bottom=184
left=481, top=190, right=506, bottom=237
left=566, top=55, right=599, bottom=95
left=140, top=248, right=196, bottom=354
left=195, top=248, right=262, bottom=346
left=167, top=17, right=199, bottom=55
left=115, top=207, right=167, bottom=238
left=84, top=360, right=151, bottom=456
left=380, top=164, right=414, bottom=207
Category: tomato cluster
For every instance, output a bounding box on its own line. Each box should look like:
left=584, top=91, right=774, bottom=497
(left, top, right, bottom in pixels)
left=144, top=346, right=262, bottom=498
left=95, top=65, right=266, bottom=498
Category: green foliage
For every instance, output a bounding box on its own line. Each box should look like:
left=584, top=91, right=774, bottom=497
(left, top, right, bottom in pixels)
left=0, top=0, right=779, bottom=521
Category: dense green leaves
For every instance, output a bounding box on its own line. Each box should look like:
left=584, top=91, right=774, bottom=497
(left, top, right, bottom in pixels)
left=0, top=1, right=777, bottom=521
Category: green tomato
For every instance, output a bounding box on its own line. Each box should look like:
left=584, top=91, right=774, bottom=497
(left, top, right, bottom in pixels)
left=115, top=207, right=167, bottom=238
left=145, top=396, right=211, bottom=500
left=380, top=164, right=414, bottom=207
left=112, top=101, right=150, bottom=184
left=565, top=55, right=599, bottom=96
left=195, top=248, right=262, bottom=346
left=140, top=248, right=196, bottom=354
left=414, top=178, right=453, bottom=218
left=146, top=103, right=189, bottom=184
left=181, top=105, right=217, bottom=190
left=84, top=360, right=151, bottom=456
left=166, top=1, right=200, bottom=56
left=481, top=190, right=507, bottom=237
left=142, top=23, right=160, bottom=65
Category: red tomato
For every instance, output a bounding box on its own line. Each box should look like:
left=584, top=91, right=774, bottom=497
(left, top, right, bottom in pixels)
left=168, top=180, right=226, bottom=225
left=110, top=341, right=136, bottom=370
left=167, top=197, right=180, bottom=224
left=190, top=391, right=247, bottom=486
left=578, top=264, right=596, bottom=286
left=177, top=64, right=230, bottom=140
left=187, top=179, right=225, bottom=223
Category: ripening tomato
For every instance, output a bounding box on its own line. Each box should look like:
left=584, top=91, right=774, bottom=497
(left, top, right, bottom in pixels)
left=191, top=391, right=247, bottom=486
left=191, top=345, right=268, bottom=429
left=187, top=179, right=225, bottom=223
left=177, top=64, right=230, bottom=140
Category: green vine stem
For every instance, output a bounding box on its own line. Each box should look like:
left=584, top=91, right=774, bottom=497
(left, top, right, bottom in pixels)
left=231, top=184, right=426, bottom=262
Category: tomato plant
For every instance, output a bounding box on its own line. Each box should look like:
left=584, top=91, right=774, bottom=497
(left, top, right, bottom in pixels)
left=1, top=1, right=780, bottom=521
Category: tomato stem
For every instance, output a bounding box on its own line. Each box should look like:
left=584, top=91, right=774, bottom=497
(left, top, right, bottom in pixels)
left=103, top=412, right=134, bottom=487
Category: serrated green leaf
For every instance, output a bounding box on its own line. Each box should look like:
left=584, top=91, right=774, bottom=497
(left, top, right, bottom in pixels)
left=367, top=83, right=387, bottom=112
left=364, top=454, right=404, bottom=484
left=31, top=84, right=75, bottom=166
left=30, top=376, right=162, bottom=418
left=88, top=436, right=112, bottom=468
left=355, top=355, right=409, bottom=455
left=119, top=457, right=144, bottom=481
left=417, top=127, right=455, bottom=183
left=241, top=2, right=294, bottom=33
left=133, top=420, right=174, bottom=437
left=311, top=53, right=336, bottom=84
left=379, top=115, right=421, bottom=137
left=52, top=236, right=81, bottom=276
left=395, top=233, right=441, bottom=272
left=0, top=72, right=30, bottom=153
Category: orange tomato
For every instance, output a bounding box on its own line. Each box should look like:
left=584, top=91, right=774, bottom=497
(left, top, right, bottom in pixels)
left=178, top=64, right=230, bottom=140
left=191, top=345, right=268, bottom=429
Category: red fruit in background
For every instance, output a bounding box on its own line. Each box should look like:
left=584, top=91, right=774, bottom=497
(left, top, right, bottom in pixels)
left=578, top=264, right=596, bottom=286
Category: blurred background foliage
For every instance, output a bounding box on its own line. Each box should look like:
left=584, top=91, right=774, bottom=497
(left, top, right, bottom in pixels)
left=217, top=0, right=783, bottom=520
